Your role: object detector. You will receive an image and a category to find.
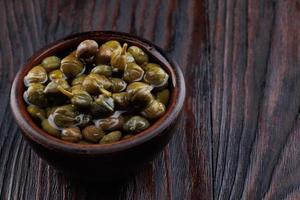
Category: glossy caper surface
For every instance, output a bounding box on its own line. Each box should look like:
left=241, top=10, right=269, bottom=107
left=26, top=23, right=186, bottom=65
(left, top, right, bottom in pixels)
left=23, top=39, right=170, bottom=144
left=24, top=65, right=48, bottom=86
left=42, top=56, right=61, bottom=72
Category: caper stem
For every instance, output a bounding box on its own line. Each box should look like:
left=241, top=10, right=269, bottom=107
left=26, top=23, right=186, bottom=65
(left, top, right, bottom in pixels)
left=121, top=43, right=128, bottom=55
left=99, top=87, right=112, bottom=97
left=57, top=85, right=74, bottom=98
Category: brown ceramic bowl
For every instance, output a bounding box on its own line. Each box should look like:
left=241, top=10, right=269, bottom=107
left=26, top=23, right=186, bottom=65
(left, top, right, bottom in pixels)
left=10, top=31, right=185, bottom=181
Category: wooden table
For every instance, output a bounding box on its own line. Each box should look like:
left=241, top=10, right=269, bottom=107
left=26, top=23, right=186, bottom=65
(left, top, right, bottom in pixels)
left=1, top=0, right=299, bottom=199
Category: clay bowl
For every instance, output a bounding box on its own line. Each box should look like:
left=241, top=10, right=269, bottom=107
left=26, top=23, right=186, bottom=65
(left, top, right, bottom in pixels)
left=10, top=31, right=185, bottom=181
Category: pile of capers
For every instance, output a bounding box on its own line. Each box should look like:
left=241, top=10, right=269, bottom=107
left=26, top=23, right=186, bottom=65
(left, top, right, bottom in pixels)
left=23, top=39, right=170, bottom=144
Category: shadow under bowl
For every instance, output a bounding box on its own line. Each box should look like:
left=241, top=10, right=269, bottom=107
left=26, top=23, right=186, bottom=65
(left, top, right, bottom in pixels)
left=10, top=31, right=186, bottom=182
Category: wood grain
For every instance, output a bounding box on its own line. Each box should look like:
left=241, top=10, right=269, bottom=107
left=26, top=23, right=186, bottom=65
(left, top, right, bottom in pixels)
left=209, top=0, right=300, bottom=199
left=1, top=0, right=211, bottom=199
left=0, top=0, right=299, bottom=199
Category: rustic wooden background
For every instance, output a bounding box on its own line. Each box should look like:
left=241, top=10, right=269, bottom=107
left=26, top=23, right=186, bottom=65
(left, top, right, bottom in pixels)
left=0, top=0, right=300, bottom=199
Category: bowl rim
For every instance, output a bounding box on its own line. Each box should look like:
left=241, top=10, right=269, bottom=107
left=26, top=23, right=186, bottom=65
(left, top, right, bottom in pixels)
left=10, top=31, right=185, bottom=155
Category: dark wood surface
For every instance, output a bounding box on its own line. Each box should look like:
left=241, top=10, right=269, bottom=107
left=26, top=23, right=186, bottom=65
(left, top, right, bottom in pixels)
left=0, top=0, right=299, bottom=199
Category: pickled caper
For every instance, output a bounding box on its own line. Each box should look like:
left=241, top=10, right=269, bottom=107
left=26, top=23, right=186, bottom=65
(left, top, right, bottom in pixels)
left=110, top=43, right=134, bottom=71
left=99, top=131, right=122, bottom=144
left=123, top=63, right=144, bottom=83
left=143, top=64, right=169, bottom=87
left=48, top=70, right=65, bottom=80
left=141, top=100, right=166, bottom=119
left=123, top=116, right=150, bottom=133
left=82, top=125, right=105, bottom=143
left=24, top=83, right=48, bottom=107
left=24, top=65, right=47, bottom=86
left=110, top=78, right=127, bottom=93
left=91, top=65, right=113, bottom=77
left=27, top=105, right=46, bottom=121
left=61, top=127, right=82, bottom=143
left=82, top=73, right=112, bottom=95
left=23, top=40, right=171, bottom=144
left=128, top=46, right=149, bottom=65
left=61, top=53, right=84, bottom=78
left=95, top=40, right=121, bottom=65
left=76, top=40, right=98, bottom=59
left=41, top=56, right=61, bottom=72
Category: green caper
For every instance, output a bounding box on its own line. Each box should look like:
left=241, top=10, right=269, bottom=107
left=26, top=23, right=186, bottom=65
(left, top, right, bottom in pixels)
left=126, top=82, right=154, bottom=106
left=48, top=69, right=65, bottom=80
left=110, top=43, right=134, bottom=71
left=110, top=78, right=127, bottom=93
left=82, top=73, right=112, bottom=95
left=50, top=105, right=79, bottom=128
left=123, top=63, right=144, bottom=83
left=95, top=46, right=112, bottom=65
left=91, top=65, right=113, bottom=77
left=27, top=105, right=46, bottom=121
left=143, top=64, right=169, bottom=87
left=41, top=119, right=60, bottom=137
left=112, top=92, right=130, bottom=109
left=156, top=89, right=170, bottom=105
left=76, top=40, right=99, bottom=59
left=95, top=40, right=121, bottom=65
left=24, top=83, right=48, bottom=107
left=141, top=100, right=166, bottom=119
left=82, top=125, right=105, bottom=143
left=71, top=90, right=93, bottom=108
left=61, top=127, right=82, bottom=142
left=128, top=46, right=149, bottom=65
left=56, top=86, right=93, bottom=108
left=102, top=40, right=121, bottom=50
left=123, top=115, right=150, bottom=133
left=141, top=63, right=160, bottom=71
left=44, top=79, right=70, bottom=94
left=131, top=89, right=154, bottom=108
left=126, top=82, right=152, bottom=94
left=99, top=131, right=122, bottom=144
left=23, top=39, right=171, bottom=143
left=90, top=95, right=114, bottom=117
left=61, top=53, right=84, bottom=78
left=41, top=56, right=61, bottom=72
left=94, top=115, right=124, bottom=131
left=24, top=65, right=48, bottom=86
left=71, top=75, right=86, bottom=86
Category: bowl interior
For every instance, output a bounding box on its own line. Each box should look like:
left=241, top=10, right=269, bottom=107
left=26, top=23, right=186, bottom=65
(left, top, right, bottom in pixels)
left=11, top=31, right=185, bottom=154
